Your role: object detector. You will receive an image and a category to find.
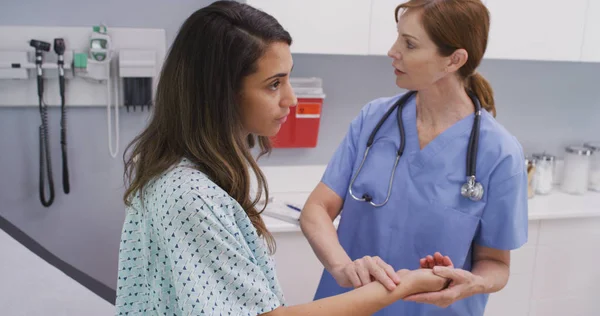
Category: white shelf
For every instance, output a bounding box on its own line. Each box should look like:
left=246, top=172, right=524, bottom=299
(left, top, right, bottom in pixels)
left=528, top=190, right=600, bottom=220
left=262, top=215, right=303, bottom=234
left=263, top=191, right=600, bottom=233
left=261, top=192, right=313, bottom=233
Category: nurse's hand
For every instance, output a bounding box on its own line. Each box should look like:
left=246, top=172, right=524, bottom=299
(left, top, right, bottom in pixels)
left=419, top=252, right=453, bottom=269
left=331, top=256, right=401, bottom=291
left=403, top=266, right=484, bottom=308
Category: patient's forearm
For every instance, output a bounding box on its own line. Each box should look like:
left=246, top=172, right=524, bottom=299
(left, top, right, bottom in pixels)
left=265, top=269, right=447, bottom=316
left=278, top=279, right=403, bottom=315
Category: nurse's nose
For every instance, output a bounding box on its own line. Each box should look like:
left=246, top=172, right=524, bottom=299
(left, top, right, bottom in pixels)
left=388, top=38, right=402, bottom=60
left=388, top=46, right=401, bottom=60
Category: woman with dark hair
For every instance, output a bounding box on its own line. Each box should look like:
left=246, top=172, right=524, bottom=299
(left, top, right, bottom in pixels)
left=115, top=1, right=447, bottom=315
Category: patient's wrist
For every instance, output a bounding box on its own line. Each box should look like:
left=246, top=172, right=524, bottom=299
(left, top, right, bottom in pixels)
left=398, top=269, right=447, bottom=297
left=395, top=269, right=411, bottom=279
left=390, top=269, right=417, bottom=299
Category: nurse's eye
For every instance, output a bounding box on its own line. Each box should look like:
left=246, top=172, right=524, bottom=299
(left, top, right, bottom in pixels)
left=406, top=40, right=415, bottom=49
left=268, top=80, right=281, bottom=91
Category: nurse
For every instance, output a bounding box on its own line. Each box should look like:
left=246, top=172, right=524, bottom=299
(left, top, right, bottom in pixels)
left=299, top=0, right=528, bottom=315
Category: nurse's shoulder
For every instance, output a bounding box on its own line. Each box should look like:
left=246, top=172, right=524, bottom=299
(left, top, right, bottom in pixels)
left=478, top=110, right=526, bottom=183
left=353, top=92, right=407, bottom=128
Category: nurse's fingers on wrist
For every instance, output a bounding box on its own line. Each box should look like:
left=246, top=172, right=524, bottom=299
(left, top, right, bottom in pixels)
left=362, top=257, right=381, bottom=283
left=355, top=260, right=369, bottom=276
left=358, top=271, right=371, bottom=286
left=354, top=260, right=371, bottom=285
left=373, top=256, right=400, bottom=283
left=369, top=264, right=395, bottom=289
left=376, top=271, right=396, bottom=290
left=383, top=263, right=401, bottom=283
left=347, top=270, right=362, bottom=288
left=372, top=256, right=386, bottom=267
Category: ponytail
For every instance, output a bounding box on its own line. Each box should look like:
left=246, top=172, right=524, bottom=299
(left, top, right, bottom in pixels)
left=468, top=72, right=496, bottom=117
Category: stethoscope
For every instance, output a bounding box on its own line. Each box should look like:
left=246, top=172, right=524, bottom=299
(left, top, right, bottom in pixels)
left=348, top=90, right=484, bottom=207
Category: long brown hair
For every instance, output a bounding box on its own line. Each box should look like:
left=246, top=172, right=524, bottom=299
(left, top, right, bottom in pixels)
left=122, top=1, right=292, bottom=252
left=396, top=0, right=496, bottom=116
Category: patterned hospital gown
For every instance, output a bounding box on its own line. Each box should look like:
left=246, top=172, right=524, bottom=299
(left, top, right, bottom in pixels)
left=115, top=158, right=285, bottom=315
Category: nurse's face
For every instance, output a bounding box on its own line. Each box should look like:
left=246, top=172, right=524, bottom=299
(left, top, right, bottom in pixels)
left=387, top=9, right=455, bottom=90
left=239, top=42, right=297, bottom=137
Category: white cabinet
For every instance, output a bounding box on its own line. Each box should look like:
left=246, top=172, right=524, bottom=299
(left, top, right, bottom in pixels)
left=268, top=217, right=600, bottom=314
left=369, top=0, right=407, bottom=55
left=246, top=0, right=372, bottom=55
left=582, top=0, right=600, bottom=62
left=271, top=232, right=323, bottom=305
left=484, top=0, right=589, bottom=61
left=249, top=0, right=600, bottom=63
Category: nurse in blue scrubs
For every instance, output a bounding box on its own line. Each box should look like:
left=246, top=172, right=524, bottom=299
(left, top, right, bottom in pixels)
left=299, top=0, right=528, bottom=315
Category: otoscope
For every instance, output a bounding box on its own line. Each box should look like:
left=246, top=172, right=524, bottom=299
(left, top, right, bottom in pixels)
left=54, top=38, right=70, bottom=194
left=30, top=39, right=55, bottom=207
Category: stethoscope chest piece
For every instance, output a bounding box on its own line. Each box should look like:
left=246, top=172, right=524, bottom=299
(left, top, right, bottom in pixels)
left=461, top=176, right=484, bottom=201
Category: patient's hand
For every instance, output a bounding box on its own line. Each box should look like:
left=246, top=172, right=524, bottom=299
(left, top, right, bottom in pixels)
left=395, top=269, right=448, bottom=298
left=419, top=252, right=453, bottom=269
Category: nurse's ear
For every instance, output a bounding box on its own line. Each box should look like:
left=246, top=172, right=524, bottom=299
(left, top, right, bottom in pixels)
left=444, top=48, right=468, bottom=74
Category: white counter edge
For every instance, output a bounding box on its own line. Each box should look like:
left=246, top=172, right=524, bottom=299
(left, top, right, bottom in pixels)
left=262, top=190, right=600, bottom=233
left=257, top=164, right=600, bottom=232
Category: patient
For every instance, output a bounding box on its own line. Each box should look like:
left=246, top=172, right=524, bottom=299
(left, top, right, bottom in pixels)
left=114, top=2, right=448, bottom=315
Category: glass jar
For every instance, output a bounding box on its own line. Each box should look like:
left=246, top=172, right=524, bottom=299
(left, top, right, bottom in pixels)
left=525, top=157, right=536, bottom=199
left=532, top=153, right=555, bottom=195
left=560, top=145, right=593, bottom=195
left=584, top=142, right=600, bottom=192
left=552, top=158, right=564, bottom=185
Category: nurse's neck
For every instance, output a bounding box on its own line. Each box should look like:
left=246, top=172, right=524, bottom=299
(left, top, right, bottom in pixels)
left=415, top=77, right=474, bottom=131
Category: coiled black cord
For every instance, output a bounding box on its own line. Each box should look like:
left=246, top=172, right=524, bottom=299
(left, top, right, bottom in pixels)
left=54, top=38, right=70, bottom=194
left=30, top=41, right=55, bottom=207
left=39, top=96, right=55, bottom=207
left=58, top=57, right=70, bottom=194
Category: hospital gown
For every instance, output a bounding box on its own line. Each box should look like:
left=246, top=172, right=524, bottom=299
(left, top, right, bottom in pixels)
left=115, top=158, right=284, bottom=315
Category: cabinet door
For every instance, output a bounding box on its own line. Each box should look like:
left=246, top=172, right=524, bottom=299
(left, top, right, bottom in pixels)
left=369, top=0, right=491, bottom=56
left=581, top=0, right=600, bottom=62
left=369, top=0, right=408, bottom=55
left=484, top=0, right=588, bottom=61
left=246, top=0, right=371, bottom=55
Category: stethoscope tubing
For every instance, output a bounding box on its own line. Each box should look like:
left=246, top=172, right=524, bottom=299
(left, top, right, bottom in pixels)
left=348, top=90, right=483, bottom=206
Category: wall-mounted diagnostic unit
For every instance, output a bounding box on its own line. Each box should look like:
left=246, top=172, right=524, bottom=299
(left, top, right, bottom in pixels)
left=0, top=25, right=167, bottom=207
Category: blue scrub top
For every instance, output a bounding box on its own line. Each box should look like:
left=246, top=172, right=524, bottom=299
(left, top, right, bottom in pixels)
left=314, top=92, right=528, bottom=316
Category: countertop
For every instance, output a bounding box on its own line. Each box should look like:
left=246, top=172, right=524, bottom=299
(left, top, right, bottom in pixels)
left=262, top=190, right=600, bottom=233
